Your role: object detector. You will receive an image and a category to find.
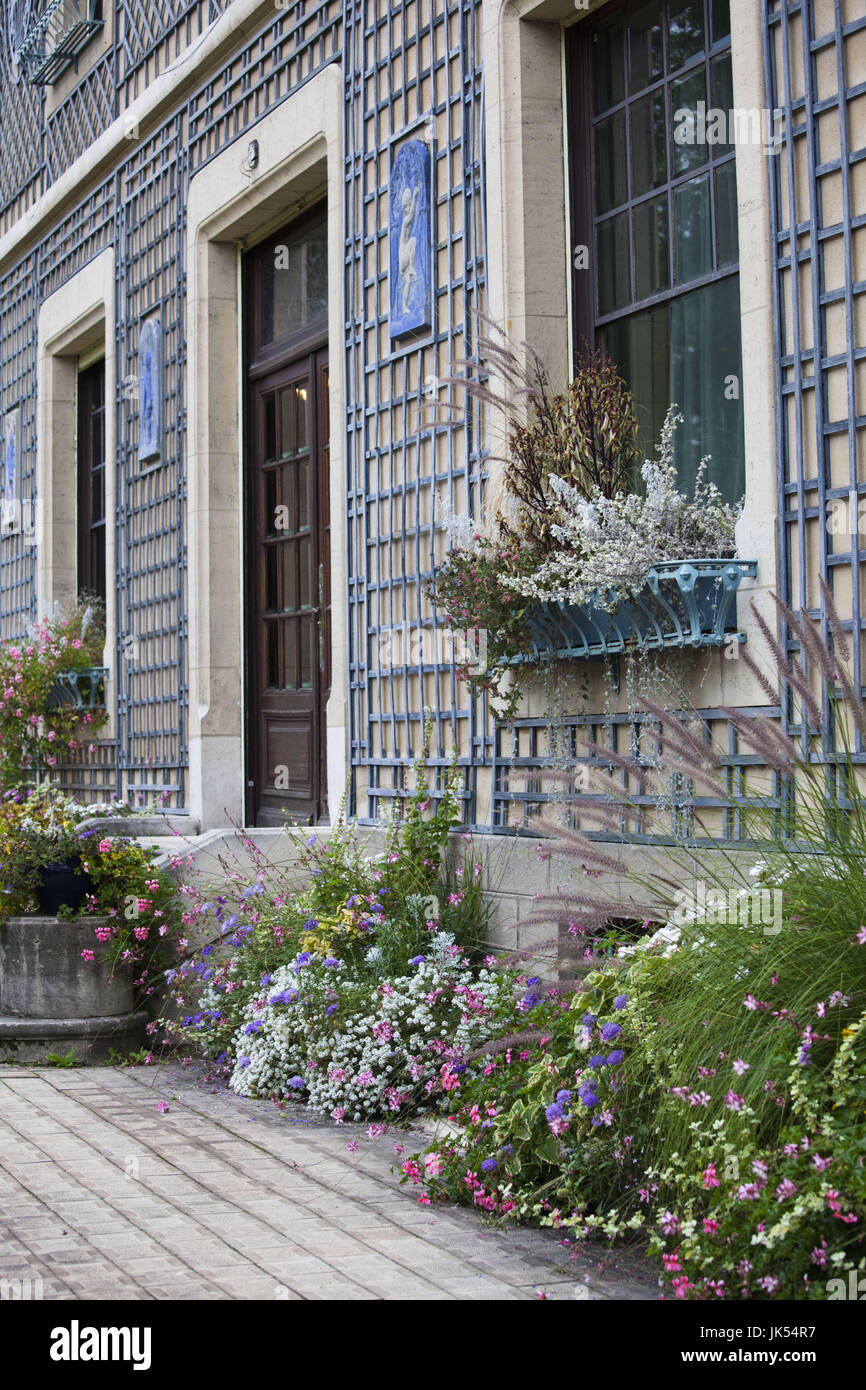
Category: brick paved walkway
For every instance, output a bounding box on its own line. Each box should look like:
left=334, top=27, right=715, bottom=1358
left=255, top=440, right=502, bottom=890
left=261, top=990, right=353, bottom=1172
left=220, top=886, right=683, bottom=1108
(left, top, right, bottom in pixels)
left=0, top=1062, right=657, bottom=1301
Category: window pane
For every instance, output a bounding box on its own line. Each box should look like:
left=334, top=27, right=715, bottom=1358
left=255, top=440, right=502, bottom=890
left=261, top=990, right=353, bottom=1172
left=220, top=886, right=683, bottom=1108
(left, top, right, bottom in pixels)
left=628, top=0, right=664, bottom=93
left=710, top=53, right=734, bottom=154
left=595, top=112, right=628, bottom=214
left=592, top=17, right=625, bottom=114
left=634, top=195, right=671, bottom=299
left=715, top=160, right=739, bottom=267
left=601, top=285, right=744, bottom=503
left=260, top=215, right=327, bottom=352
left=671, top=68, right=708, bottom=174
left=671, top=278, right=744, bottom=502
left=668, top=0, right=705, bottom=71
left=630, top=91, right=667, bottom=197
left=674, top=172, right=712, bottom=284
left=601, top=303, right=672, bottom=463
left=597, top=213, right=631, bottom=314
left=711, top=0, right=731, bottom=45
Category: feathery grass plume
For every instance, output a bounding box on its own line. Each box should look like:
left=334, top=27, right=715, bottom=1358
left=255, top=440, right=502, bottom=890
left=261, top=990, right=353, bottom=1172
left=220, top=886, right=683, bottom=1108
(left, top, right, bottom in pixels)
left=819, top=573, right=851, bottom=663
left=737, top=644, right=780, bottom=707
left=719, top=709, right=799, bottom=777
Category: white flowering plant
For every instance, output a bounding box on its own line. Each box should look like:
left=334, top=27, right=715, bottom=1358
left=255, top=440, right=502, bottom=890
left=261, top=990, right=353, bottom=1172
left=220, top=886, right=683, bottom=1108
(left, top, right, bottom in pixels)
left=502, top=408, right=741, bottom=612
left=190, top=935, right=519, bottom=1123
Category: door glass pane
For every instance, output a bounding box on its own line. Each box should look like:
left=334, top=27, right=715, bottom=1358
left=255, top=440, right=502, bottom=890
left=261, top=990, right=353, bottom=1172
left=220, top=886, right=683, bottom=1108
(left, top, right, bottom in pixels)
left=715, top=160, right=739, bottom=267
left=265, top=546, right=279, bottom=612
left=668, top=0, right=705, bottom=70
left=595, top=112, right=628, bottom=214
left=295, top=382, right=308, bottom=451
left=300, top=615, right=314, bottom=688
left=298, top=535, right=313, bottom=608
left=283, top=543, right=298, bottom=612
left=284, top=621, right=298, bottom=689
left=630, top=91, right=667, bottom=197
left=592, top=17, right=625, bottom=114
left=266, top=622, right=280, bottom=689
left=629, top=0, right=664, bottom=93
left=259, top=214, right=328, bottom=353
left=280, top=388, right=295, bottom=456
left=297, top=456, right=310, bottom=530
left=264, top=394, right=277, bottom=460
left=634, top=195, right=671, bottom=299
left=264, top=469, right=277, bottom=537
left=597, top=213, right=631, bottom=314
left=671, top=68, right=708, bottom=174
left=674, top=172, right=712, bottom=284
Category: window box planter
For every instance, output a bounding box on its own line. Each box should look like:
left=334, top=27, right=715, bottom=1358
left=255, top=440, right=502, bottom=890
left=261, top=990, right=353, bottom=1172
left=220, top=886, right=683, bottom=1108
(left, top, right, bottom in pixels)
left=509, top=560, right=757, bottom=663
left=46, top=666, right=107, bottom=710
left=14, top=0, right=103, bottom=85
left=0, top=916, right=148, bottom=1064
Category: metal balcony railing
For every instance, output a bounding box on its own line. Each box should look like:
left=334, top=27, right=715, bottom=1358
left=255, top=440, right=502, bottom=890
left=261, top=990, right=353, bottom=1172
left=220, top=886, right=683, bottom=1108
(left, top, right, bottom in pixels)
left=14, top=0, right=103, bottom=85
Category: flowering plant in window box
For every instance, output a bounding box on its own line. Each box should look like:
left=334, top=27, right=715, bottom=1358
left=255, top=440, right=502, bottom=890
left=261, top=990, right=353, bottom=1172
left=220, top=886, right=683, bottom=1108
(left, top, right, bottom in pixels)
left=430, top=326, right=748, bottom=711
left=0, top=597, right=108, bottom=790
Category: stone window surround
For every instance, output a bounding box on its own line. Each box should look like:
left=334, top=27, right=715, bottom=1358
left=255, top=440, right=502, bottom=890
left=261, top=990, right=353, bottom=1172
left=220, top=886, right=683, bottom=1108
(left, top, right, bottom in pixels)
left=482, top=0, right=779, bottom=703
left=35, top=247, right=116, bottom=738
left=185, top=62, right=346, bottom=830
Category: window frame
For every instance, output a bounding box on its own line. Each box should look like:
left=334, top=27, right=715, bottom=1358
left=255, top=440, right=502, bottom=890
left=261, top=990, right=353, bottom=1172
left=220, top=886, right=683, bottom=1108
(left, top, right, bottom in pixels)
left=566, top=0, right=741, bottom=358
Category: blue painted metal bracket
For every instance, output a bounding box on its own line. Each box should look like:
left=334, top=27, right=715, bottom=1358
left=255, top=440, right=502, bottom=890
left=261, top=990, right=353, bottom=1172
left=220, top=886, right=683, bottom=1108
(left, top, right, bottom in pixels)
left=509, top=559, right=758, bottom=664
left=47, top=667, right=108, bottom=710
left=14, top=1, right=103, bottom=86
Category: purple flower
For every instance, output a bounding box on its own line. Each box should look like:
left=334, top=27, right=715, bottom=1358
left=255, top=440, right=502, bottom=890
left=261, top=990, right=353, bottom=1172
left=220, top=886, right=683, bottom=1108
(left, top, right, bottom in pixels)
left=237, top=1057, right=251, bottom=1069
left=545, top=1102, right=565, bottom=1122
left=614, top=994, right=628, bottom=1010
left=555, top=1089, right=572, bottom=1104
left=243, top=1021, right=263, bottom=1035
left=323, top=957, right=340, bottom=968
left=607, top=1049, right=625, bottom=1065
left=480, top=1157, right=498, bottom=1172
left=287, top=1076, right=306, bottom=1090
left=326, top=1003, right=338, bottom=1016
left=581, top=1013, right=597, bottom=1027
left=600, top=1021, right=622, bottom=1041
left=588, top=1054, right=608, bottom=1068
left=409, top=955, right=425, bottom=965
left=579, top=1091, right=600, bottom=1108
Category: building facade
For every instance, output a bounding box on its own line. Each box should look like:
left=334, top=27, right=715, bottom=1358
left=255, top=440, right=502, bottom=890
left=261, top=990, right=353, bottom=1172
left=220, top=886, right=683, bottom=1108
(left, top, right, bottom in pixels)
left=0, top=2, right=863, bottom=878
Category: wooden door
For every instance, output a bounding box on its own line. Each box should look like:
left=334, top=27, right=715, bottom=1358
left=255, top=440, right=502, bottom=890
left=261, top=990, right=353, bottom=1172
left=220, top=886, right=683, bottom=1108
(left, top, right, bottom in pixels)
left=247, top=349, right=330, bottom=825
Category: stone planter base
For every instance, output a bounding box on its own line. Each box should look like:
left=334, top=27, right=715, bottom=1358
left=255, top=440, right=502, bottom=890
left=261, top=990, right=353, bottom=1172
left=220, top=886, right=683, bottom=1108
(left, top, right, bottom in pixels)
left=0, top=916, right=147, bottom=1065
left=0, top=1011, right=149, bottom=1065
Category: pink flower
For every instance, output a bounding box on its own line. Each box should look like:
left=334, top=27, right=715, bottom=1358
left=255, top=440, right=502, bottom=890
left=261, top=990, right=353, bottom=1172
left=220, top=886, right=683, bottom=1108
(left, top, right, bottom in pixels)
left=775, top=1179, right=797, bottom=1201
left=156, top=1100, right=169, bottom=1113
left=757, top=1275, right=780, bottom=1294
left=98, top=839, right=112, bottom=852
left=659, top=1210, right=680, bottom=1236
left=424, top=1152, right=443, bottom=1176
left=662, top=1249, right=681, bottom=1272
left=743, top=994, right=768, bottom=1011
left=725, top=1090, right=745, bottom=1111
left=417, top=1194, right=431, bottom=1206
left=689, top=1091, right=711, bottom=1107
left=80, top=949, right=95, bottom=962
left=702, top=1218, right=719, bottom=1234
left=811, top=1241, right=828, bottom=1267
left=731, top=1058, right=750, bottom=1075
left=346, top=1141, right=359, bottom=1153
left=702, top=1164, right=720, bottom=1189
left=854, top=926, right=866, bottom=945
left=811, top=1154, right=833, bottom=1172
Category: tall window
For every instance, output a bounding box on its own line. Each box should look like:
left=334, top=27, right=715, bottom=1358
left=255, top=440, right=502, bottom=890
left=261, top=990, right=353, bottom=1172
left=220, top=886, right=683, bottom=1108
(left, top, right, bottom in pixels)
left=77, top=359, right=106, bottom=604
left=568, top=0, right=743, bottom=501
